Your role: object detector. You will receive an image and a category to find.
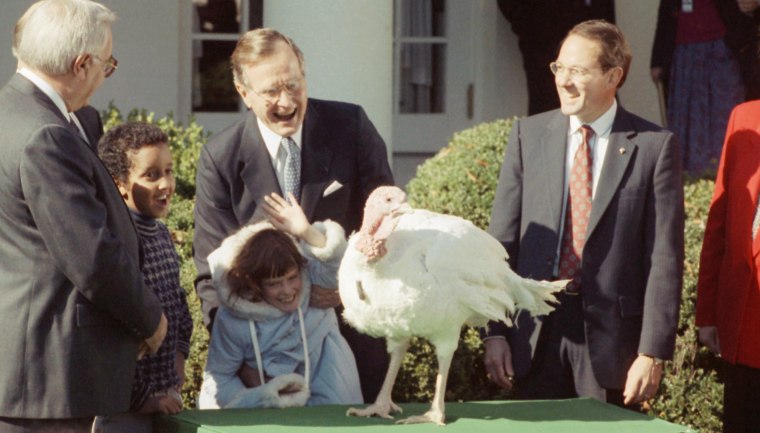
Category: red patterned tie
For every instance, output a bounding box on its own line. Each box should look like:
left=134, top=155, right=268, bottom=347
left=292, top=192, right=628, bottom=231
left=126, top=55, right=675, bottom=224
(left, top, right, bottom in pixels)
left=558, top=125, right=594, bottom=289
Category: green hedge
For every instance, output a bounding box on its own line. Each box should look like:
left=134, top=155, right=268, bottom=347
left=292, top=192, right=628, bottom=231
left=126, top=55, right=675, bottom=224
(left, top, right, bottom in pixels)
left=102, top=107, right=723, bottom=432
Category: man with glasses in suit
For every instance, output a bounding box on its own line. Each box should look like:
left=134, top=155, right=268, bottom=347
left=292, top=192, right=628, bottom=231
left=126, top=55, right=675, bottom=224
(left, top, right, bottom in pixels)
left=0, top=1, right=167, bottom=431
left=193, top=27, right=394, bottom=403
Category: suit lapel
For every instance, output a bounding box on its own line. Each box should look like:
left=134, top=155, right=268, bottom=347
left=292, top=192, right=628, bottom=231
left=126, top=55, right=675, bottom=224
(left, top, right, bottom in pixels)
left=542, top=112, right=570, bottom=232
left=586, top=107, right=636, bottom=240
left=299, top=102, right=334, bottom=221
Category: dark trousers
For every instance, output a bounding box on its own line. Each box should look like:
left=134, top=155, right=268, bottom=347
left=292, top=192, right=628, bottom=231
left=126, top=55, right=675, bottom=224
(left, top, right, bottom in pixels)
left=514, top=293, right=632, bottom=409
left=723, top=361, right=760, bottom=433
left=0, top=417, right=93, bottom=433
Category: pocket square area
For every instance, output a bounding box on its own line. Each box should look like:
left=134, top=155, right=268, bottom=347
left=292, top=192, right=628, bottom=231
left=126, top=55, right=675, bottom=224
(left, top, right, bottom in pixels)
left=322, top=181, right=343, bottom=197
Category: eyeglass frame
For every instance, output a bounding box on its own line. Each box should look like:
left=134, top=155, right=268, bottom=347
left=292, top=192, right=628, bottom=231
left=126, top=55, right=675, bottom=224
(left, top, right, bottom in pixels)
left=92, top=54, right=118, bottom=78
left=251, top=77, right=305, bottom=104
left=549, top=61, right=609, bottom=80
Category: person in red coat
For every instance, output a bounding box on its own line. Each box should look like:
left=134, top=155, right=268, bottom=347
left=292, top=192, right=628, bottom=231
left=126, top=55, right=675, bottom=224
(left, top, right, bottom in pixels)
left=697, top=100, right=760, bottom=433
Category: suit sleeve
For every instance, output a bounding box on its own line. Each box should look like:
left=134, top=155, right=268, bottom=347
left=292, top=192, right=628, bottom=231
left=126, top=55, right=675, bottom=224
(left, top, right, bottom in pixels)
left=484, top=120, right=524, bottom=338
left=638, top=130, right=685, bottom=359
left=193, top=144, right=241, bottom=327
left=695, top=106, right=737, bottom=326
left=20, top=126, right=161, bottom=339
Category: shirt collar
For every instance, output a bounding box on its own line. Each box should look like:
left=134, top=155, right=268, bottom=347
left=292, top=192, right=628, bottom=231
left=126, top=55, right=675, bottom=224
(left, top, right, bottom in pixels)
left=569, top=99, right=617, bottom=137
left=18, top=67, right=71, bottom=121
left=257, top=117, right=303, bottom=161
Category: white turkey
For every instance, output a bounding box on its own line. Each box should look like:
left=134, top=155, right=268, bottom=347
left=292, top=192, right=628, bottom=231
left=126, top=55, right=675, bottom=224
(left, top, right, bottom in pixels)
left=338, top=185, right=564, bottom=425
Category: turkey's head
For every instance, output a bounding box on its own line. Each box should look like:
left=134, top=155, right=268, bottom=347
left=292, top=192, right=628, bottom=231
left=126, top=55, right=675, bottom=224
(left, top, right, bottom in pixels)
left=355, top=186, right=412, bottom=261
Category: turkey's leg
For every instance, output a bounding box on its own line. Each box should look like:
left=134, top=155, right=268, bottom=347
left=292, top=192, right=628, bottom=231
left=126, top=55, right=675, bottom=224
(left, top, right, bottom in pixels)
left=396, top=346, right=453, bottom=426
left=346, top=339, right=409, bottom=419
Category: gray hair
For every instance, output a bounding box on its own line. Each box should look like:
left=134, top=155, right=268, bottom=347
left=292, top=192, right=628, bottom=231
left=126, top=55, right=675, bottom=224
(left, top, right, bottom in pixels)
left=231, top=28, right=305, bottom=88
left=14, top=0, right=116, bottom=76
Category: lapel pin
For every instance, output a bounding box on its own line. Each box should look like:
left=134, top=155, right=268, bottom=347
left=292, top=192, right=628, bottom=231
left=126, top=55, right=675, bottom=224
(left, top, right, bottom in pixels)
left=619, top=147, right=626, bottom=155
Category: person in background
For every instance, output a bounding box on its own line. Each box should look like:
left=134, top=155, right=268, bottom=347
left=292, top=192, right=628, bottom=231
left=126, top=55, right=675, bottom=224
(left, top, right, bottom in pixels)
left=696, top=99, right=760, bottom=433
left=0, top=1, right=167, bottom=431
left=497, top=0, right=615, bottom=115
left=650, top=0, right=760, bottom=176
left=483, top=19, right=684, bottom=409
left=192, top=27, right=394, bottom=402
left=199, top=193, right=361, bottom=409
left=94, top=123, right=194, bottom=432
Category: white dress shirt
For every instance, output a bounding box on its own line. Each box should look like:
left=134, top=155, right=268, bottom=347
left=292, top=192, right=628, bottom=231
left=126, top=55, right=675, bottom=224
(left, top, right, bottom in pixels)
left=553, top=100, right=617, bottom=276
left=257, top=117, right=303, bottom=197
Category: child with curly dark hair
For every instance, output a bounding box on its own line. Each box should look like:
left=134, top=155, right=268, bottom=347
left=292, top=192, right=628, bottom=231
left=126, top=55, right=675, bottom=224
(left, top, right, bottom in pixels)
left=94, top=122, right=193, bottom=432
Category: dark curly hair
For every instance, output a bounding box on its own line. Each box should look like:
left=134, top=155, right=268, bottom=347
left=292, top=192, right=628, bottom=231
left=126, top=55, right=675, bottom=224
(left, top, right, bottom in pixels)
left=227, top=228, right=306, bottom=303
left=97, top=122, right=169, bottom=183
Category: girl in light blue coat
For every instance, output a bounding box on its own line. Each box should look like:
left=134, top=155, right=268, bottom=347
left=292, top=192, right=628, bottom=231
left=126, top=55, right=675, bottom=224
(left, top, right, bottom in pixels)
left=199, top=193, right=362, bottom=409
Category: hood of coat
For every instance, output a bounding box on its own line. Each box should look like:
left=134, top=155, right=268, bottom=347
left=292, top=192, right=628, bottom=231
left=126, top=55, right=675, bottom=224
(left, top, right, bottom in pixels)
left=208, top=220, right=312, bottom=322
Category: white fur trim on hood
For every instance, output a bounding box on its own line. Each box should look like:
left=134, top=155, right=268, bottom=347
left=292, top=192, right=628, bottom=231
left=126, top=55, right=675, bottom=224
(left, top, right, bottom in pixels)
left=207, top=219, right=346, bottom=322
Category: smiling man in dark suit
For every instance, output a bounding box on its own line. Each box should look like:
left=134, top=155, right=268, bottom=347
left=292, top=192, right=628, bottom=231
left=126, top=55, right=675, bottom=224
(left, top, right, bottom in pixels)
left=193, top=28, right=394, bottom=402
left=0, top=1, right=167, bottom=431
left=482, top=20, right=684, bottom=408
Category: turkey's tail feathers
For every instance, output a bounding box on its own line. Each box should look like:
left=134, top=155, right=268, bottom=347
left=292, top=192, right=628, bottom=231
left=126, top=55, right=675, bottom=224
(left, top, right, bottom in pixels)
left=467, top=274, right=562, bottom=328
left=499, top=271, right=564, bottom=320
left=510, top=275, right=564, bottom=317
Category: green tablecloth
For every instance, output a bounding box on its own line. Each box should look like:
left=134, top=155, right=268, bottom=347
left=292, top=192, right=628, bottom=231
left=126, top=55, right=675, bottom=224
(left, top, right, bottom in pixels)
left=157, top=398, right=695, bottom=433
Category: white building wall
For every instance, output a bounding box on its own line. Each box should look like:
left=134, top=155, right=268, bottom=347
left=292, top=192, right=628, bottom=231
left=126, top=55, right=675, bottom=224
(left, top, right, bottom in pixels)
left=473, top=0, right=527, bottom=122
left=616, top=0, right=661, bottom=125
left=90, top=0, right=182, bottom=119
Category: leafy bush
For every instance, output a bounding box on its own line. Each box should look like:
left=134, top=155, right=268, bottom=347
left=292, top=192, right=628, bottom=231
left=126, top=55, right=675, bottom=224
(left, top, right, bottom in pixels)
left=403, top=118, right=723, bottom=432
left=406, top=118, right=513, bottom=230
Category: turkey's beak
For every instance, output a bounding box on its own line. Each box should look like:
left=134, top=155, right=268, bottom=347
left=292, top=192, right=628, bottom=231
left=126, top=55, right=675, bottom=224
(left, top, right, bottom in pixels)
left=392, top=202, right=413, bottom=216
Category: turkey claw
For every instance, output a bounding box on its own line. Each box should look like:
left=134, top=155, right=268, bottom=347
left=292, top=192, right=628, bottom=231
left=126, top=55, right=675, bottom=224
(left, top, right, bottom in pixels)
left=346, top=402, right=403, bottom=420
left=396, top=410, right=445, bottom=426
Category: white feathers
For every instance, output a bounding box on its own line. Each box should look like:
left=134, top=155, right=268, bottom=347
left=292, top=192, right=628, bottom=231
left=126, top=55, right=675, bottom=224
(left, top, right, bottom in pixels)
left=339, top=208, right=559, bottom=342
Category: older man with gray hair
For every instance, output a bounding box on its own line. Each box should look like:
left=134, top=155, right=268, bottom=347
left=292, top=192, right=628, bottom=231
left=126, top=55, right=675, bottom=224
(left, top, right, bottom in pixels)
left=0, top=1, right=167, bottom=431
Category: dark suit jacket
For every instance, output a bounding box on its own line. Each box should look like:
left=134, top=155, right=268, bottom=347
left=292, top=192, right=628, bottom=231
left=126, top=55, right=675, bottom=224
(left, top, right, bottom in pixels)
left=0, top=74, right=163, bottom=418
left=193, top=98, right=394, bottom=325
left=486, top=106, right=684, bottom=390
left=73, top=104, right=104, bottom=149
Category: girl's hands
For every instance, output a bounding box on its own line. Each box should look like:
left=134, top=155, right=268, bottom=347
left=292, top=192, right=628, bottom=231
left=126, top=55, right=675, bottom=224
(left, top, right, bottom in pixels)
left=262, top=192, right=326, bottom=247
left=262, top=192, right=309, bottom=238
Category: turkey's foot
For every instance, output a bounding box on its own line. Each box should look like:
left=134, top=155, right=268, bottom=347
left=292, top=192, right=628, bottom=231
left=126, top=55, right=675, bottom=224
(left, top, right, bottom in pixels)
left=346, top=401, right=403, bottom=420
left=395, top=409, right=445, bottom=426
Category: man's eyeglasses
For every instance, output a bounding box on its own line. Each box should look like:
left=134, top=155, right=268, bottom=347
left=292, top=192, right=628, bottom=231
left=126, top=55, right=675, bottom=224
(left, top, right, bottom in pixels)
left=252, top=78, right=303, bottom=104
left=549, top=62, right=596, bottom=80
left=92, top=54, right=118, bottom=78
